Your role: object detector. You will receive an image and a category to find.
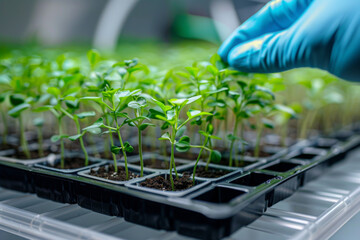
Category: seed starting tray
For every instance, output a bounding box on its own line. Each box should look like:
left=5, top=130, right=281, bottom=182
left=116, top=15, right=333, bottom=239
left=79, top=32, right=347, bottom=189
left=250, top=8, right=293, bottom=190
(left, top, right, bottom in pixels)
left=0, top=130, right=360, bottom=240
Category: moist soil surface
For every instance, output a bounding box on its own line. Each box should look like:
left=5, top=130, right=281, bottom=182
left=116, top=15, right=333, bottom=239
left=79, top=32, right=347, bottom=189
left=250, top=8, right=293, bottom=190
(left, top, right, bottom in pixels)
left=133, top=158, right=184, bottom=169
left=53, top=157, right=90, bottom=169
left=0, top=143, right=16, bottom=151
left=140, top=174, right=194, bottom=191
left=189, top=166, right=233, bottom=178
left=9, top=150, right=53, bottom=160
left=89, top=165, right=139, bottom=181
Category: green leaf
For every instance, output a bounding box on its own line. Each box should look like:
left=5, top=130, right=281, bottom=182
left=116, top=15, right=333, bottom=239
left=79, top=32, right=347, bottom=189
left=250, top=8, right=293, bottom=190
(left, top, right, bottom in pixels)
left=262, top=118, right=275, bottom=129
left=255, top=86, right=275, bottom=100
left=210, top=150, right=221, bottom=163
left=207, top=99, right=226, bottom=108
left=139, top=123, right=156, bottom=131
left=186, top=95, right=202, bottom=105
left=8, top=103, right=30, bottom=118
left=87, top=49, right=101, bottom=68
left=159, top=132, right=171, bottom=141
left=175, top=136, right=191, bottom=152
left=185, top=67, right=199, bottom=78
left=68, top=134, right=83, bottom=141
left=124, top=141, right=134, bottom=153
left=186, top=109, right=212, bottom=121
left=86, top=128, right=101, bottom=135
left=51, top=134, right=69, bottom=142
left=273, top=104, right=297, bottom=117
left=128, top=97, right=146, bottom=109
left=83, top=118, right=105, bottom=131
left=206, top=65, right=218, bottom=76
left=76, top=111, right=96, bottom=119
left=207, top=87, right=228, bottom=95
left=111, top=146, right=121, bottom=154
left=32, top=105, right=54, bottom=112
left=151, top=98, right=172, bottom=113
left=65, top=99, right=79, bottom=109
left=175, top=125, right=187, bottom=138
left=0, top=74, right=10, bottom=85
left=9, top=94, right=25, bottom=106
left=33, top=117, right=44, bottom=127
left=47, top=87, right=61, bottom=97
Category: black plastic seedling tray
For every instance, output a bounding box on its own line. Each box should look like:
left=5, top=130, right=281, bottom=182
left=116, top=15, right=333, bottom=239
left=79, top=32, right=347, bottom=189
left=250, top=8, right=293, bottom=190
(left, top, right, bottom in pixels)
left=0, top=130, right=360, bottom=240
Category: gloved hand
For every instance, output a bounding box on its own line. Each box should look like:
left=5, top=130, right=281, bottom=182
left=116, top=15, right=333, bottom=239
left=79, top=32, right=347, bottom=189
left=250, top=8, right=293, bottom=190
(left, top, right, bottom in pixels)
left=218, top=0, right=360, bottom=82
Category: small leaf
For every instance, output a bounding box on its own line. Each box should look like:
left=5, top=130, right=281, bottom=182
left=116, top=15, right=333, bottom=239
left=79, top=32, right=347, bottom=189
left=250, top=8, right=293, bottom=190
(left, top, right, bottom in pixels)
left=175, top=125, right=187, bottom=138
left=210, top=150, right=221, bottom=163
left=87, top=49, right=101, bottom=68
left=255, top=86, right=275, bottom=100
left=32, top=105, right=54, bottom=112
left=139, top=123, right=156, bottom=131
left=51, top=134, right=69, bottom=142
left=68, top=134, right=83, bottom=141
left=8, top=103, right=30, bottom=118
left=111, top=146, right=122, bottom=154
left=124, top=141, right=134, bottom=153
left=9, top=94, right=25, bottom=106
left=47, top=87, right=61, bottom=98
left=159, top=132, right=171, bottom=141
left=76, top=111, right=96, bottom=119
left=33, top=117, right=44, bottom=127
left=83, top=118, right=104, bottom=131
left=175, top=136, right=191, bottom=152
left=206, top=65, right=219, bottom=76
left=262, top=118, right=275, bottom=129
left=86, top=128, right=101, bottom=135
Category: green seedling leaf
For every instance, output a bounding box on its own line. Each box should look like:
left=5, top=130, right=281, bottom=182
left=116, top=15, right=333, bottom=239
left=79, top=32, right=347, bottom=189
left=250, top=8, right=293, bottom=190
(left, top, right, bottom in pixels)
left=9, top=94, right=25, bottom=106
left=159, top=132, right=171, bottom=141
left=51, top=134, right=69, bottom=142
left=83, top=118, right=105, bottom=131
left=76, top=111, right=96, bottom=119
left=262, top=118, right=275, bottom=129
left=47, top=87, right=61, bottom=97
left=207, top=87, right=228, bottom=95
left=210, top=150, right=222, bottom=163
left=87, top=49, right=101, bottom=68
left=175, top=136, right=191, bottom=152
left=185, top=66, right=199, bottom=77
left=86, top=128, right=101, bottom=135
left=111, top=146, right=122, bottom=154
left=186, top=109, right=212, bottom=121
left=124, top=141, right=134, bottom=153
left=273, top=104, right=297, bottom=117
left=8, top=103, right=30, bottom=118
left=65, top=99, right=79, bottom=109
left=151, top=98, right=172, bottom=113
left=186, top=95, right=202, bottom=105
left=139, top=123, right=156, bottom=131
left=206, top=65, right=218, bottom=76
left=33, top=117, right=44, bottom=127
left=32, top=105, right=54, bottom=112
left=68, top=134, right=84, bottom=141
left=207, top=99, right=226, bottom=108
left=255, top=86, right=275, bottom=100
left=175, top=126, right=187, bottom=138
left=128, top=97, right=147, bottom=109
left=0, top=74, right=10, bottom=85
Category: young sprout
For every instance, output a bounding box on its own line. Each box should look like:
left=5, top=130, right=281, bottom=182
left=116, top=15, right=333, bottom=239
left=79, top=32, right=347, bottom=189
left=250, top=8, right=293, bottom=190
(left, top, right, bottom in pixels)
left=84, top=89, right=139, bottom=179
left=126, top=95, right=155, bottom=177
left=227, top=81, right=275, bottom=167
left=33, top=117, right=44, bottom=157
left=8, top=94, right=31, bottom=158
left=149, top=95, right=211, bottom=190
left=175, top=129, right=221, bottom=184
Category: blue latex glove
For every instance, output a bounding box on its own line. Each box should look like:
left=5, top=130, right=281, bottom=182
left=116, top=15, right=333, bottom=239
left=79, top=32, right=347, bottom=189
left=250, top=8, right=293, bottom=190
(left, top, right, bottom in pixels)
left=218, top=0, right=360, bottom=82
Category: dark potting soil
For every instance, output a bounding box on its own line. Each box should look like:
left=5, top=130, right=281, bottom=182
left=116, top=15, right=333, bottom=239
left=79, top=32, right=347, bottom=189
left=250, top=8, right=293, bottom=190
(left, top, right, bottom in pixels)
left=0, top=143, right=16, bottom=151
left=193, top=166, right=233, bottom=178
left=53, top=157, right=89, bottom=169
left=10, top=150, right=53, bottom=160
left=89, top=165, right=139, bottom=181
left=133, top=158, right=183, bottom=169
left=140, top=174, right=193, bottom=191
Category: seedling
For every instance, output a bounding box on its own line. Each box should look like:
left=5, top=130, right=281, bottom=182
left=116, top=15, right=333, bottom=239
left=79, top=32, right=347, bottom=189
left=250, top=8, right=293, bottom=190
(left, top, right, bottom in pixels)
left=126, top=95, right=155, bottom=177
left=8, top=94, right=31, bottom=158
left=149, top=95, right=211, bottom=190
left=33, top=117, right=44, bottom=157
left=84, top=88, right=139, bottom=179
